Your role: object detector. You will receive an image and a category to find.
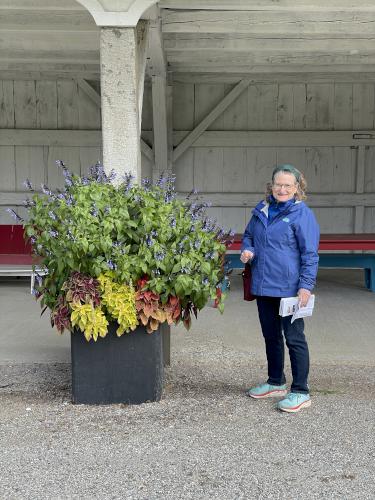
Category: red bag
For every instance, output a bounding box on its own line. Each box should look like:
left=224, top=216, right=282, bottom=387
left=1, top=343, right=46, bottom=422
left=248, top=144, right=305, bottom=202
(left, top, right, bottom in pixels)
left=242, top=262, right=256, bottom=301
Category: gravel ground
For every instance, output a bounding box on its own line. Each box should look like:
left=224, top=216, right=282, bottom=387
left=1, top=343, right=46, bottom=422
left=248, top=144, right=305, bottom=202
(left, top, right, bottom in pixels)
left=1, top=335, right=375, bottom=500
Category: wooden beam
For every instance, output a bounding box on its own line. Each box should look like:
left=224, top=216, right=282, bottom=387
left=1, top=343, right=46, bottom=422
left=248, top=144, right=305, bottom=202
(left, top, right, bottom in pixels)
left=152, top=75, right=169, bottom=175
left=0, top=10, right=97, bottom=31
left=173, top=79, right=251, bottom=161
left=147, top=17, right=167, bottom=78
left=159, top=1, right=375, bottom=11
left=170, top=64, right=375, bottom=75
left=162, top=10, right=375, bottom=37
left=0, top=129, right=154, bottom=162
left=171, top=131, right=375, bottom=148
left=173, top=72, right=375, bottom=84
left=4, top=191, right=375, bottom=208
left=0, top=1, right=85, bottom=10
left=164, top=38, right=375, bottom=53
left=166, top=51, right=375, bottom=67
left=77, top=79, right=101, bottom=107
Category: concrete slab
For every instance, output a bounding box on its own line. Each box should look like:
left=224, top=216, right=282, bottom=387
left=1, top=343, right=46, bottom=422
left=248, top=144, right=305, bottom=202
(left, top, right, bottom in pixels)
left=1, top=268, right=374, bottom=365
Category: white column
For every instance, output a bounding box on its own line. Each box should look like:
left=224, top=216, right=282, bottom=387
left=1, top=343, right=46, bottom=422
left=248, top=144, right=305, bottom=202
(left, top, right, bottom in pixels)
left=100, top=23, right=148, bottom=182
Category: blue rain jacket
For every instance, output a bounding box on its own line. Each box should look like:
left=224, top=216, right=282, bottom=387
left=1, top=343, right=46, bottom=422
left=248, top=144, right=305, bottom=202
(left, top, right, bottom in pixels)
left=241, top=200, right=320, bottom=297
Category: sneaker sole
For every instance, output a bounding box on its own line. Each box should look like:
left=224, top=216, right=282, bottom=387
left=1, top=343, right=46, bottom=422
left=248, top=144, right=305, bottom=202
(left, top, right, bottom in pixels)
left=248, top=389, right=288, bottom=399
left=278, top=399, right=312, bottom=413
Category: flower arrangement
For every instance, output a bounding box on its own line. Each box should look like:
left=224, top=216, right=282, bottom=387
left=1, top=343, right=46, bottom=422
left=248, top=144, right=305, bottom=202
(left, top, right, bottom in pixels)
left=10, top=162, right=233, bottom=341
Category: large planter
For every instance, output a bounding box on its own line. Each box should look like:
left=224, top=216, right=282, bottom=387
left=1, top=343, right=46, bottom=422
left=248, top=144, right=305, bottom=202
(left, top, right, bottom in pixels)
left=71, top=323, right=164, bottom=405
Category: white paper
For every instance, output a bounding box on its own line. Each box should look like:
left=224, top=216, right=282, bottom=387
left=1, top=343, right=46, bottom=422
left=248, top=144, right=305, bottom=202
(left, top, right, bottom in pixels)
left=279, top=295, right=315, bottom=323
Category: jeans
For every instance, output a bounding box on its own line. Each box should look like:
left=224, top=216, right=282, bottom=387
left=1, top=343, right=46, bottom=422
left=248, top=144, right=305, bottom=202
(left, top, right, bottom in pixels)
left=256, top=296, right=310, bottom=394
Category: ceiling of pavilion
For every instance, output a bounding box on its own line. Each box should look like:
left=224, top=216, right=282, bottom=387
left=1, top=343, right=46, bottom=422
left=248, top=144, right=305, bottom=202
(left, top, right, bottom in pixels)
left=0, top=0, right=375, bottom=81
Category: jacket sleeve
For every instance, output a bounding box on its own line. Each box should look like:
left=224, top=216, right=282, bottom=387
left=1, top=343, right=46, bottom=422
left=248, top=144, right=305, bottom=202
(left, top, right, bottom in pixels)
left=241, top=216, right=255, bottom=255
left=295, top=208, right=320, bottom=291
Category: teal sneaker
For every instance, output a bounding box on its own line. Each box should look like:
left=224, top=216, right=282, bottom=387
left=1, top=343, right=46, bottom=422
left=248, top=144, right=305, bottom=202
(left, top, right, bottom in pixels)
left=277, top=392, right=311, bottom=413
left=246, top=383, right=287, bottom=399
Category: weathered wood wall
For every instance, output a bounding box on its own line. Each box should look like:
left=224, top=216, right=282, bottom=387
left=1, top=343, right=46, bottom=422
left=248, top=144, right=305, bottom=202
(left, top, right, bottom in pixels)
left=1, top=78, right=375, bottom=234
left=172, top=81, right=375, bottom=233
left=0, top=79, right=153, bottom=223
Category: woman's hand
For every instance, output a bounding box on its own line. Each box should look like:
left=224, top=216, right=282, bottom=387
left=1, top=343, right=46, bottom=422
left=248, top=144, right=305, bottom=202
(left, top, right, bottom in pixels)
left=298, top=288, right=311, bottom=307
left=240, top=250, right=254, bottom=264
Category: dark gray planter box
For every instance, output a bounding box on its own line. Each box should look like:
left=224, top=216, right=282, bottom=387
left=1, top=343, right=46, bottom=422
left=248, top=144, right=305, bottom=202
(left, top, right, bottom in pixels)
left=71, top=323, right=163, bottom=405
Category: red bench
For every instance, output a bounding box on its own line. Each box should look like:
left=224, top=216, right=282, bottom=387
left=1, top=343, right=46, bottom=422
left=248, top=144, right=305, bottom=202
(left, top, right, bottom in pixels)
left=0, top=225, right=42, bottom=291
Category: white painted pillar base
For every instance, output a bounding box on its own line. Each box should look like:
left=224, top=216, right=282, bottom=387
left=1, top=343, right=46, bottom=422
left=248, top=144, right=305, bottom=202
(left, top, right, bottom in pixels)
left=100, top=24, right=148, bottom=182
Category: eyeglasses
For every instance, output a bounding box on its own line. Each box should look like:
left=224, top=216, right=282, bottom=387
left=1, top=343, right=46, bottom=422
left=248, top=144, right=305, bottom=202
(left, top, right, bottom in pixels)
left=272, top=183, right=297, bottom=191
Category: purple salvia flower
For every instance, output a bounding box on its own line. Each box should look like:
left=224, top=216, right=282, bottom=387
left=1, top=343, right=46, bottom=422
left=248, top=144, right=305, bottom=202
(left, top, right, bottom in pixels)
left=23, top=179, right=34, bottom=191
left=202, top=277, right=209, bottom=286
left=48, top=211, right=57, bottom=221
left=107, top=260, right=116, bottom=270
left=142, top=177, right=152, bottom=190
left=108, top=169, right=117, bottom=183
left=5, top=208, right=23, bottom=223
left=146, top=235, right=153, bottom=247
left=155, top=251, right=165, bottom=261
left=41, top=184, right=52, bottom=196
left=49, top=230, right=58, bottom=238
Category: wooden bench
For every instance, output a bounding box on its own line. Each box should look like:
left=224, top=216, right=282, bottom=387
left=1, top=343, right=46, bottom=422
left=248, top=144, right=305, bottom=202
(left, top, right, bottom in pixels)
left=0, top=225, right=43, bottom=292
left=226, top=233, right=375, bottom=293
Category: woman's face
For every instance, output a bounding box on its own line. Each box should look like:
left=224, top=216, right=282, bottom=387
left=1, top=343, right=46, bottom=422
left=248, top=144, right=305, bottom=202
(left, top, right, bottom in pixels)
left=272, top=172, right=298, bottom=202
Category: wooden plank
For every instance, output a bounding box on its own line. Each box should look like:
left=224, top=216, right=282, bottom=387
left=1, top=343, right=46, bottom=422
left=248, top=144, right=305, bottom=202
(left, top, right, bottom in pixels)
left=14, top=81, right=37, bottom=128
left=0, top=81, right=14, bottom=128
left=194, top=148, right=224, bottom=192
left=15, top=146, right=45, bottom=192
left=3, top=191, right=375, bottom=208
left=77, top=79, right=101, bottom=107
left=248, top=84, right=278, bottom=130
left=364, top=207, right=375, bottom=232
left=77, top=80, right=101, bottom=130
left=353, top=84, right=375, bottom=130
left=364, top=146, right=375, bottom=194
left=0, top=1, right=85, bottom=10
left=164, top=38, right=375, bottom=53
left=173, top=72, right=375, bottom=84
left=0, top=10, right=96, bottom=31
left=173, top=83, right=194, bottom=131
left=166, top=51, right=375, bottom=66
left=36, top=81, right=58, bottom=129
left=293, top=84, right=307, bottom=129
left=162, top=10, right=375, bottom=36
left=306, top=84, right=334, bottom=130
left=171, top=131, right=375, bottom=148
left=0, top=31, right=99, bottom=53
left=141, top=84, right=154, bottom=131
left=222, top=147, right=247, bottom=192
left=277, top=84, right=294, bottom=130
left=170, top=64, right=375, bottom=74
left=0, top=146, right=16, bottom=191
left=173, top=79, right=250, bottom=161
left=0, top=129, right=101, bottom=146
left=173, top=149, right=194, bottom=192
left=159, top=1, right=375, bottom=11
left=57, top=80, right=79, bottom=129
left=314, top=207, right=354, bottom=233
left=152, top=75, right=169, bottom=175
left=334, top=83, right=353, bottom=130
left=194, top=83, right=225, bottom=128
left=3, top=129, right=375, bottom=149
left=223, top=84, right=248, bottom=130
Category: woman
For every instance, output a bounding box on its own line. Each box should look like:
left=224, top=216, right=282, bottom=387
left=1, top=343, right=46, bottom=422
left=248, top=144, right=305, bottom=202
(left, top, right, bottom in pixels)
left=241, top=164, right=320, bottom=413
